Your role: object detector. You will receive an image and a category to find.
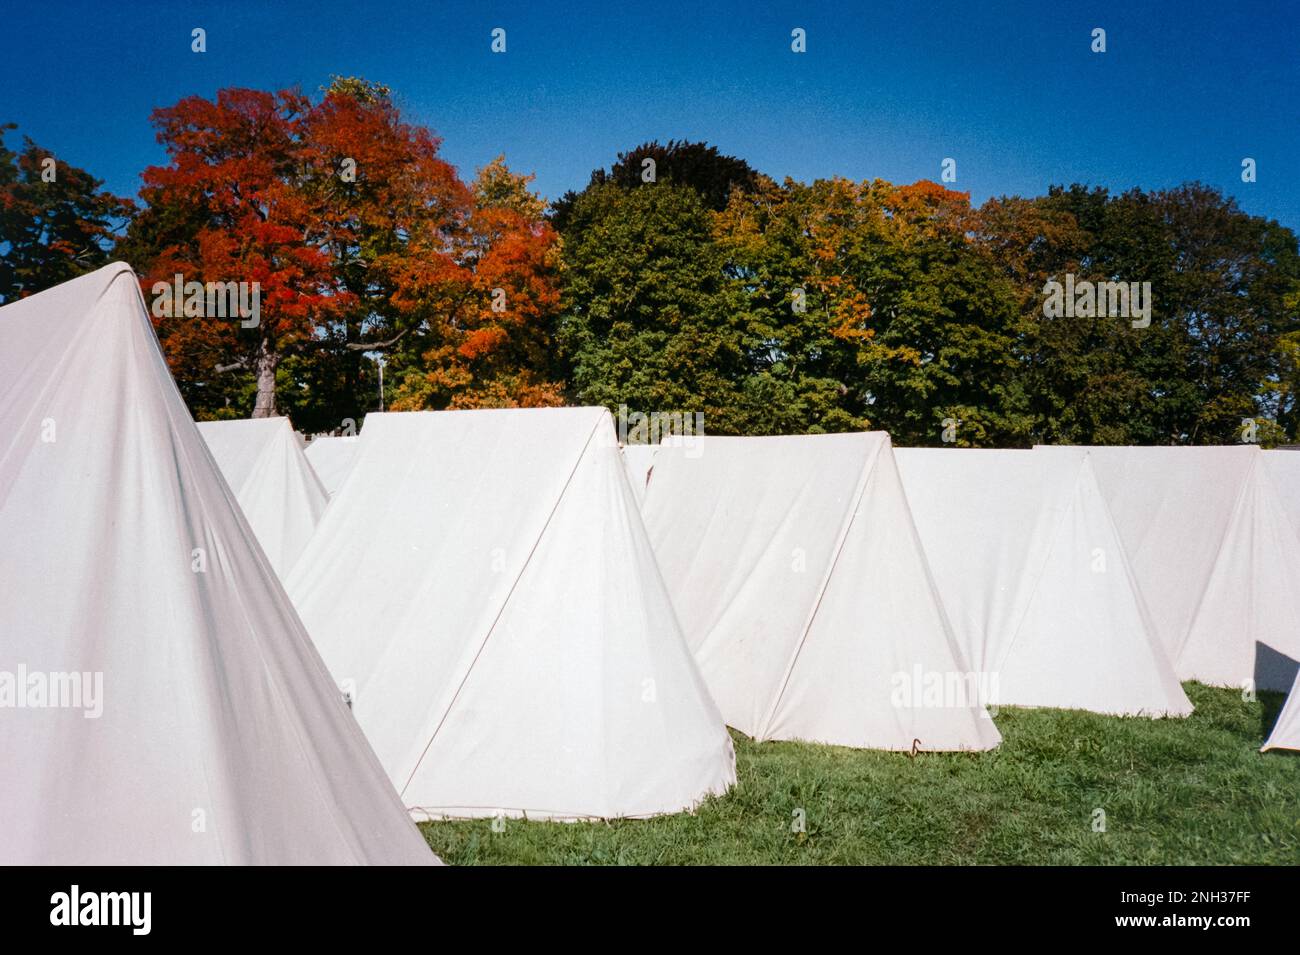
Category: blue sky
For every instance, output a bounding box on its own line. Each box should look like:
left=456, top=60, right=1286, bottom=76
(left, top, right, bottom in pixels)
left=3, top=0, right=1297, bottom=227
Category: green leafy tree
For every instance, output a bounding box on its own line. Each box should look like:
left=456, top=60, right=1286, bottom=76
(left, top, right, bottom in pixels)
left=0, top=124, right=133, bottom=302
left=558, top=182, right=753, bottom=432
left=983, top=183, right=1300, bottom=445
left=717, top=177, right=1026, bottom=443
left=1150, top=184, right=1299, bottom=444
left=551, top=140, right=757, bottom=234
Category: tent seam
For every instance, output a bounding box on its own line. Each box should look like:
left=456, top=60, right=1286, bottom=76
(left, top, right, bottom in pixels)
left=398, top=410, right=607, bottom=796
left=755, top=436, right=884, bottom=740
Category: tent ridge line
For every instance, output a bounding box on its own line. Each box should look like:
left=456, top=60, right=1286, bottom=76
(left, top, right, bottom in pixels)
left=397, top=411, right=608, bottom=797
left=755, top=436, right=885, bottom=741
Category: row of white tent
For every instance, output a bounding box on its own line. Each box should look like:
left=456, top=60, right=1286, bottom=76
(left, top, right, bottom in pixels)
left=209, top=419, right=736, bottom=816
left=5, top=263, right=1300, bottom=865
left=209, top=401, right=1300, bottom=750
left=0, top=265, right=737, bottom=863
left=625, top=438, right=1300, bottom=751
left=191, top=387, right=1300, bottom=757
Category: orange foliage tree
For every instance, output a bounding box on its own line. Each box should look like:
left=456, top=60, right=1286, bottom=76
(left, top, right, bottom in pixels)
left=388, top=157, right=563, bottom=410
left=124, top=79, right=561, bottom=425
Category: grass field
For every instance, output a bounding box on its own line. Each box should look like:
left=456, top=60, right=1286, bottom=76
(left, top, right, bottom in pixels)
left=419, top=683, right=1300, bottom=864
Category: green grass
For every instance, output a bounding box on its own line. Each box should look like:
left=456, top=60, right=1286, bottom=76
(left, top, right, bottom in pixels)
left=419, top=683, right=1300, bottom=865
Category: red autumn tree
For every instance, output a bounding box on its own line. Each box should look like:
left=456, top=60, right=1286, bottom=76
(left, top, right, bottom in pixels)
left=125, top=88, right=345, bottom=416
left=389, top=156, right=563, bottom=410
left=125, top=79, right=562, bottom=424
left=296, top=78, right=475, bottom=421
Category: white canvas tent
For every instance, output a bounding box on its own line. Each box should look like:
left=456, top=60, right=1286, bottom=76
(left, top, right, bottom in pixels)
left=620, top=443, right=660, bottom=505
left=0, top=264, right=435, bottom=864
left=1058, top=445, right=1300, bottom=691
left=286, top=407, right=736, bottom=820
left=197, top=417, right=328, bottom=577
left=895, top=448, right=1191, bottom=717
left=1259, top=450, right=1300, bottom=703
left=639, top=432, right=1001, bottom=751
left=1263, top=674, right=1300, bottom=751
left=1254, top=451, right=1300, bottom=752
left=1261, top=450, right=1300, bottom=537
left=305, top=434, right=360, bottom=497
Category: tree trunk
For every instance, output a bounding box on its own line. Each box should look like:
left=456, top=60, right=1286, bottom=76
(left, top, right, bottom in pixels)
left=251, top=337, right=278, bottom=418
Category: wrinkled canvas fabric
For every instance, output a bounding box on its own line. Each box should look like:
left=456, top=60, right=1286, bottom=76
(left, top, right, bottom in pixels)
left=304, top=434, right=360, bottom=498
left=1064, top=445, right=1300, bottom=692
left=897, top=448, right=1190, bottom=717
left=198, top=417, right=328, bottom=577
left=288, top=407, right=736, bottom=820
left=0, top=264, right=436, bottom=865
left=642, top=432, right=1001, bottom=752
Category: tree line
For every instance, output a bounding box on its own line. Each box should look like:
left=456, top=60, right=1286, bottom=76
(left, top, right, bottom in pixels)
left=3, top=79, right=1298, bottom=446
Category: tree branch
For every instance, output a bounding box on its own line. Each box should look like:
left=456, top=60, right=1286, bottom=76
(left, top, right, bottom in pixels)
left=343, top=327, right=409, bottom=352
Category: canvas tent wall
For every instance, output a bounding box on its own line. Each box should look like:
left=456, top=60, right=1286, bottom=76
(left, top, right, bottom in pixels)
left=305, top=434, right=360, bottom=497
left=895, top=448, right=1190, bottom=717
left=1057, top=445, right=1300, bottom=691
left=197, top=417, right=328, bottom=577
left=286, top=407, right=736, bottom=820
left=621, top=443, right=660, bottom=505
left=1261, top=450, right=1300, bottom=537
left=1261, top=451, right=1300, bottom=696
left=639, top=432, right=1001, bottom=751
left=0, top=263, right=435, bottom=865
left=1263, top=673, right=1300, bottom=751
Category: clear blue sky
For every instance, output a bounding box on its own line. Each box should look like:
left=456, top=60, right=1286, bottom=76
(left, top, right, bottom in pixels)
left=4, top=0, right=1297, bottom=227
